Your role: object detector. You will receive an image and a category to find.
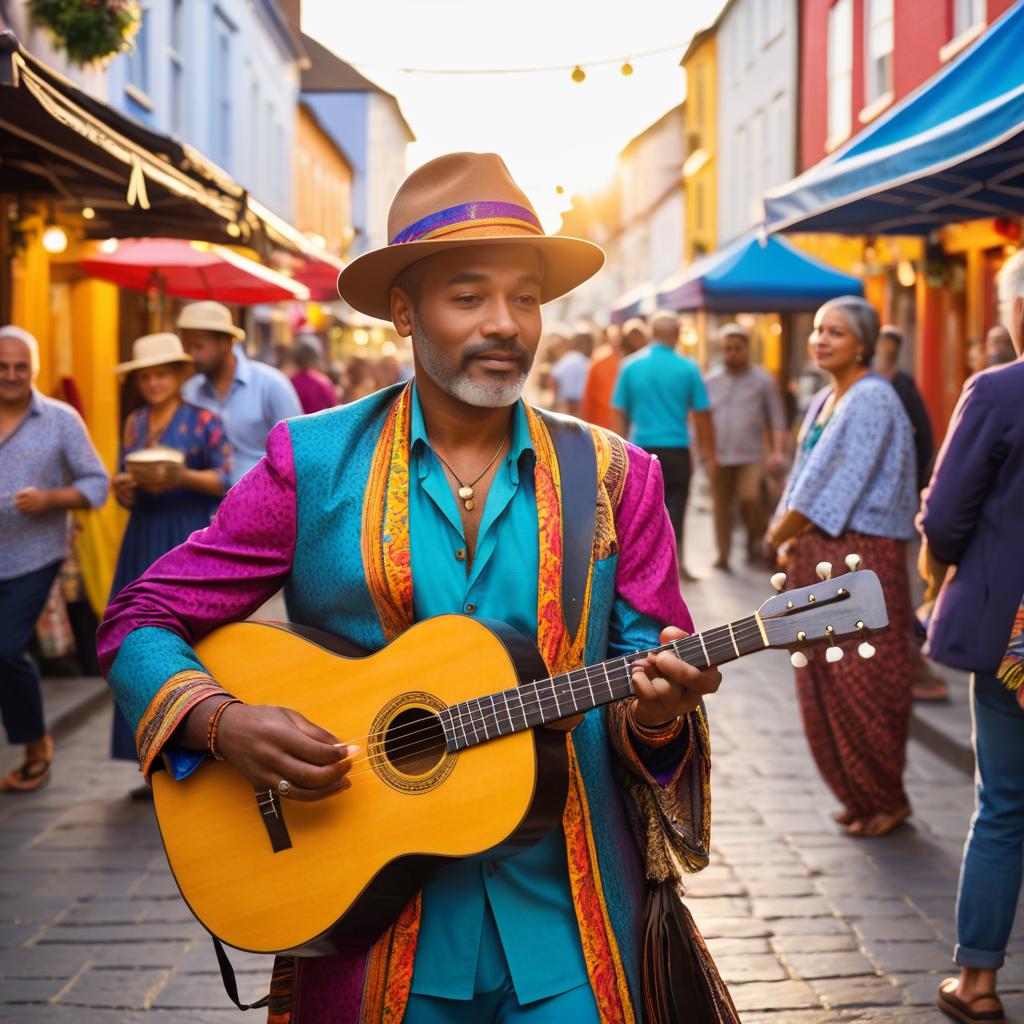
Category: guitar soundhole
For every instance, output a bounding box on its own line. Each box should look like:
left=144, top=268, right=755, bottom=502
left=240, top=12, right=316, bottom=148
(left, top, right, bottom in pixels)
left=383, top=708, right=446, bottom=776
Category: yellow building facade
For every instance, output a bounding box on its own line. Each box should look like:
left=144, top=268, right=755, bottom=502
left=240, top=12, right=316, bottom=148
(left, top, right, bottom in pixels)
left=681, top=32, right=718, bottom=264
left=294, top=103, right=355, bottom=260
left=10, top=209, right=127, bottom=613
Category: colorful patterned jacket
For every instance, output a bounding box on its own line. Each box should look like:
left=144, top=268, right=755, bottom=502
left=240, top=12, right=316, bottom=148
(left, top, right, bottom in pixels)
left=98, top=384, right=712, bottom=1024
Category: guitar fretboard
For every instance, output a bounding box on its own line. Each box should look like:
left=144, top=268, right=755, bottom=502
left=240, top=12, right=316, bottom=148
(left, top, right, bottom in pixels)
left=438, top=614, right=765, bottom=752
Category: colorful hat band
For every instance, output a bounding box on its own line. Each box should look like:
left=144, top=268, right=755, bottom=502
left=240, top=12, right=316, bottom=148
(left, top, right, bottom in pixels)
left=390, top=201, right=544, bottom=246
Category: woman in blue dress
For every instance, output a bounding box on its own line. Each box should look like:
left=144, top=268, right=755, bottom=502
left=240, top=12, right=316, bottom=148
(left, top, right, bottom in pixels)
left=109, top=333, right=233, bottom=766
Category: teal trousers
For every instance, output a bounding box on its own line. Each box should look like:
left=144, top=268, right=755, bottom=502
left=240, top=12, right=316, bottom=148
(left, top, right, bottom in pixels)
left=403, top=979, right=600, bottom=1023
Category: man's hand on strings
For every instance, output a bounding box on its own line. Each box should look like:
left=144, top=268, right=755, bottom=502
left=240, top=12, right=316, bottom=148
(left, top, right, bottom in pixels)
left=630, top=626, right=721, bottom=725
left=180, top=696, right=358, bottom=802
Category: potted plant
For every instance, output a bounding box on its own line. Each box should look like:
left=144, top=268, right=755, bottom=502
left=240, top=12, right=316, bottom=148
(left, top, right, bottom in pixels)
left=29, top=0, right=141, bottom=66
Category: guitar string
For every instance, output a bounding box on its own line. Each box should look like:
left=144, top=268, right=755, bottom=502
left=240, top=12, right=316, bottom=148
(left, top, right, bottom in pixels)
left=337, top=619, right=775, bottom=770
left=321, top=618, right=769, bottom=756
left=317, top=606, right=770, bottom=753
left=337, top=620, right=779, bottom=776
left=344, top=603, right=862, bottom=773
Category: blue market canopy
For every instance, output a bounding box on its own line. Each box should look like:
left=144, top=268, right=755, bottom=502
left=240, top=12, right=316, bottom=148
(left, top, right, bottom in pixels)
left=610, top=281, right=657, bottom=324
left=656, top=234, right=862, bottom=313
left=764, top=0, right=1024, bottom=235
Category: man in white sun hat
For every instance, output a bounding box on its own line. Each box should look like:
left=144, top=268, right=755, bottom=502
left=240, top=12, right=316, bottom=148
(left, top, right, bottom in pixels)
left=177, top=301, right=300, bottom=485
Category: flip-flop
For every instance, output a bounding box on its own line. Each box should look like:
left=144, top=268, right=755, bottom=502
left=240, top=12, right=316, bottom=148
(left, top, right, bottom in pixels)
left=913, top=678, right=950, bottom=702
left=846, top=804, right=912, bottom=838
left=0, top=737, right=53, bottom=793
left=937, top=978, right=1006, bottom=1023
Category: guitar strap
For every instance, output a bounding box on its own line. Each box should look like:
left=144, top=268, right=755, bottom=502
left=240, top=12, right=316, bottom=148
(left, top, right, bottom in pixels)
left=212, top=935, right=269, bottom=1011
left=212, top=408, right=600, bottom=1012
left=535, top=408, right=598, bottom=643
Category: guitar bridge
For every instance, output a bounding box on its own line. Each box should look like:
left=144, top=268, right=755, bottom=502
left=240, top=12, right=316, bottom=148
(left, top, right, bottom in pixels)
left=255, top=790, right=292, bottom=853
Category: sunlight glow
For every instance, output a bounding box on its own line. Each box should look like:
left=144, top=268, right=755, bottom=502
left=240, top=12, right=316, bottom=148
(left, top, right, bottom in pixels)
left=303, top=0, right=726, bottom=232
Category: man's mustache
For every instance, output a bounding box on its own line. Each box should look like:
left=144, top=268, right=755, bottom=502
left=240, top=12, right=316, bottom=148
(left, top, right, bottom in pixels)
left=459, top=339, right=530, bottom=366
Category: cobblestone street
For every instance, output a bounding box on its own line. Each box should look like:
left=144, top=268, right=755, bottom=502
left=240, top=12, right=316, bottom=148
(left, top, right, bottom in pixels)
left=0, top=508, right=1021, bottom=1022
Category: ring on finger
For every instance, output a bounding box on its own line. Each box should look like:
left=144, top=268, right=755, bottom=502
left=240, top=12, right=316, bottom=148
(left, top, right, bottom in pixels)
left=277, top=779, right=292, bottom=797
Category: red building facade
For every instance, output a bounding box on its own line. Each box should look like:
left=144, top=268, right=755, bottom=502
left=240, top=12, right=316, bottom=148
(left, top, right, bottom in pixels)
left=795, top=0, right=1019, bottom=438
left=799, top=0, right=1016, bottom=171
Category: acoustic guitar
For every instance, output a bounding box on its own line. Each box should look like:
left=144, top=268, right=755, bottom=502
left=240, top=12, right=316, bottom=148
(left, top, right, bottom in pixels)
left=151, top=555, right=887, bottom=956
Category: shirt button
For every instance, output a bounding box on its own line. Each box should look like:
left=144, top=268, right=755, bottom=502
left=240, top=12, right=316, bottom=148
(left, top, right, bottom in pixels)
left=454, top=548, right=466, bottom=561
left=465, top=603, right=476, bottom=614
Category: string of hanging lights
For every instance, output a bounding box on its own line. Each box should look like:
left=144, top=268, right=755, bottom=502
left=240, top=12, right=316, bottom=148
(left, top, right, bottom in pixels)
left=341, top=41, right=686, bottom=83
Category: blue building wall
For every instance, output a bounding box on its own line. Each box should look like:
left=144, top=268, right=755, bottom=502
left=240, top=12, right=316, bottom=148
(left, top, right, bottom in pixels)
left=106, top=0, right=300, bottom=219
left=301, top=92, right=370, bottom=254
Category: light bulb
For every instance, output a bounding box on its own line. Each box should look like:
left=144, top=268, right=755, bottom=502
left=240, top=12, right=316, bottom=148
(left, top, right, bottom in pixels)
left=571, top=65, right=586, bottom=84
left=42, top=224, right=68, bottom=254
left=81, top=206, right=96, bottom=220
left=620, top=62, right=634, bottom=76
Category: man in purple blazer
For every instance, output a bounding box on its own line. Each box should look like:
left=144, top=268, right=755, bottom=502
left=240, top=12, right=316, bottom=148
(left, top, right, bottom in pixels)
left=922, top=249, right=1024, bottom=1024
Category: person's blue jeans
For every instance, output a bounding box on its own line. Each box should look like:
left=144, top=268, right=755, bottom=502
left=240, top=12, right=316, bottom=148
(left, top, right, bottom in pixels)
left=0, top=560, right=62, bottom=745
left=955, top=671, right=1024, bottom=969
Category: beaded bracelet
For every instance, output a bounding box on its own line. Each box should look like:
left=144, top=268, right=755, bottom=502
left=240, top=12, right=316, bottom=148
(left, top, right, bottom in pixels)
left=626, top=698, right=684, bottom=748
left=207, top=697, right=241, bottom=760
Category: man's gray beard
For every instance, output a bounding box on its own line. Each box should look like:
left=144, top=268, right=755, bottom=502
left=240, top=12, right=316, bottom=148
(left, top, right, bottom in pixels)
left=412, top=319, right=528, bottom=408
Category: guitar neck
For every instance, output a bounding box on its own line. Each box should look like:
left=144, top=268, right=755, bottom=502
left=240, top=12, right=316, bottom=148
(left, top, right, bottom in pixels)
left=439, top=613, right=767, bottom=752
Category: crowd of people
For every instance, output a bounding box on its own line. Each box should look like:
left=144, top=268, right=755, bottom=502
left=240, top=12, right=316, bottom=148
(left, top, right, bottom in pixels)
left=1, top=236, right=1022, bottom=1020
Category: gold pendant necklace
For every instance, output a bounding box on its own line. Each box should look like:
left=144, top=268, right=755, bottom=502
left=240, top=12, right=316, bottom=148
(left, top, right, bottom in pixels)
left=432, top=432, right=509, bottom=512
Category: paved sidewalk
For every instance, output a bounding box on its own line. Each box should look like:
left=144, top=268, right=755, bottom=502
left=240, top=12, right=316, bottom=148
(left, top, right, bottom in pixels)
left=0, top=516, right=1021, bottom=1021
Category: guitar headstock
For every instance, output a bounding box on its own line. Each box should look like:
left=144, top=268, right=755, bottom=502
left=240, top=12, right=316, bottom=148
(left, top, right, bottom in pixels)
left=757, top=555, right=889, bottom=666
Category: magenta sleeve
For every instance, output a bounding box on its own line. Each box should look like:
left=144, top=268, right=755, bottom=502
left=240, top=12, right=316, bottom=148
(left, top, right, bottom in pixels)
left=612, top=443, right=694, bottom=633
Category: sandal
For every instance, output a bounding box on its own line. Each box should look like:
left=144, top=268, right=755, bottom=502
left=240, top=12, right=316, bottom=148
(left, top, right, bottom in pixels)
left=913, top=676, right=949, bottom=702
left=846, top=804, right=912, bottom=838
left=937, top=978, right=1005, bottom=1023
left=832, top=808, right=857, bottom=826
left=1, top=736, right=53, bottom=793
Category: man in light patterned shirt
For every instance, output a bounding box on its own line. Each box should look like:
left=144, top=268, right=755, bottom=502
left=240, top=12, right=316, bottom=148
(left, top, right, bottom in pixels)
left=0, top=326, right=108, bottom=791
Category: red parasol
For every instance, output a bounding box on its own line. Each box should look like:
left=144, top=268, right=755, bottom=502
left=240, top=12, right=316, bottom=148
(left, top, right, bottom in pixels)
left=80, top=238, right=311, bottom=303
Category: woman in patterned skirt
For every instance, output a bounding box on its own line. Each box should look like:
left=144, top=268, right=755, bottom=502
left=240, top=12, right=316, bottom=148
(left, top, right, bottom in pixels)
left=766, top=296, right=919, bottom=838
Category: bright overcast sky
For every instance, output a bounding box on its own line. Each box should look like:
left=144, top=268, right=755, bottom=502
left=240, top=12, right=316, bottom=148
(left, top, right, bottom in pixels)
left=303, top=0, right=726, bottom=230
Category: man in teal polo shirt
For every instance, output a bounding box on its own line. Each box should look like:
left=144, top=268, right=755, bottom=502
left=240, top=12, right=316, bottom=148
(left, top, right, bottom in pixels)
left=611, top=311, right=716, bottom=579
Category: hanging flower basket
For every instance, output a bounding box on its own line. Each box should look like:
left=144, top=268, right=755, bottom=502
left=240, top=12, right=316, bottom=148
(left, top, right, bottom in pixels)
left=29, top=0, right=142, bottom=67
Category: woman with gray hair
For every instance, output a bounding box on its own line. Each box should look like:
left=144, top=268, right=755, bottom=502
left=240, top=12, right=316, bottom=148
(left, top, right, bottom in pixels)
left=766, top=296, right=919, bottom=838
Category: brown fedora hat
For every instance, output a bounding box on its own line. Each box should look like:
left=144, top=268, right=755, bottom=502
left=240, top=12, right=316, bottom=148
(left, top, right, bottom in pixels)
left=337, top=152, right=605, bottom=321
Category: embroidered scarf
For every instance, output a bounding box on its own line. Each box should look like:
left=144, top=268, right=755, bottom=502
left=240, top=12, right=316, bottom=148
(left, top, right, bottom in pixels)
left=997, top=597, right=1024, bottom=693
left=357, top=384, right=634, bottom=1024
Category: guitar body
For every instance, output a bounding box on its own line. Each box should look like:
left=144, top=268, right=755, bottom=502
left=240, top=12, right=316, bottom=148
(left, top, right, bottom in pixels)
left=151, top=616, right=567, bottom=956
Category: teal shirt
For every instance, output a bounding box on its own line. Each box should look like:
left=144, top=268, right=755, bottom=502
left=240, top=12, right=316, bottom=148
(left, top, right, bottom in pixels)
left=611, top=343, right=710, bottom=448
left=406, top=388, right=590, bottom=1004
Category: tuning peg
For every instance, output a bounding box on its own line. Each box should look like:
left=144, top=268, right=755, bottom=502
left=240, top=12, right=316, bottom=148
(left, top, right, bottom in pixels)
left=815, top=561, right=833, bottom=581
left=845, top=553, right=862, bottom=573
left=770, top=572, right=787, bottom=592
left=790, top=650, right=808, bottom=668
left=825, top=646, right=844, bottom=663
left=857, top=641, right=876, bottom=659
